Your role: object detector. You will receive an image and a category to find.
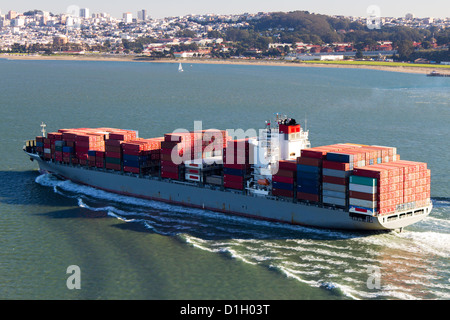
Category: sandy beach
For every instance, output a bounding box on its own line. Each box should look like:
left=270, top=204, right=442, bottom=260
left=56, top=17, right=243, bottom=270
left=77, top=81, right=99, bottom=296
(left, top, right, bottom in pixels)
left=2, top=53, right=450, bottom=75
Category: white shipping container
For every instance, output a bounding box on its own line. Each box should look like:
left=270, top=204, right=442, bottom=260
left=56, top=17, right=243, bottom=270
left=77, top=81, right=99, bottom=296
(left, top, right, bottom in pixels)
left=185, top=173, right=202, bottom=182
left=184, top=156, right=222, bottom=169
left=349, top=183, right=376, bottom=194
left=349, top=198, right=377, bottom=208
left=44, top=148, right=51, bottom=154
left=322, top=182, right=347, bottom=192
left=323, top=195, right=347, bottom=206
left=322, top=189, right=346, bottom=199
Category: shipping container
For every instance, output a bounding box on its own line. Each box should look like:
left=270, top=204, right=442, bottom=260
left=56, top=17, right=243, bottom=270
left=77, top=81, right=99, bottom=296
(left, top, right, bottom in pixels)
left=278, top=160, right=297, bottom=171
left=297, top=164, right=321, bottom=174
left=323, top=189, right=346, bottom=199
left=272, top=181, right=294, bottom=191
left=296, top=157, right=322, bottom=167
left=272, top=175, right=294, bottom=184
left=323, top=195, right=347, bottom=207
left=272, top=188, right=294, bottom=198
left=322, top=168, right=352, bottom=179
left=322, top=182, right=347, bottom=193
left=224, top=180, right=244, bottom=190
left=296, top=192, right=320, bottom=202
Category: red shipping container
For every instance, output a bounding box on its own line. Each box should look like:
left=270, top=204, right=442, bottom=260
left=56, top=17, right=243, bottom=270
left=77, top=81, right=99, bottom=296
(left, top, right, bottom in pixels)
left=223, top=163, right=251, bottom=170
left=274, top=169, right=295, bottom=178
left=161, top=166, right=179, bottom=173
left=106, top=163, right=121, bottom=171
left=353, top=166, right=388, bottom=179
left=297, top=192, right=320, bottom=202
left=224, top=180, right=244, bottom=190
left=272, top=188, right=294, bottom=197
left=322, top=175, right=347, bottom=185
left=223, top=174, right=244, bottom=183
left=96, top=161, right=104, bottom=168
left=96, top=151, right=105, bottom=158
left=124, top=166, right=140, bottom=174
left=297, top=157, right=322, bottom=167
left=161, top=171, right=179, bottom=179
left=160, top=160, right=179, bottom=168
left=272, top=175, right=294, bottom=184
left=349, top=191, right=377, bottom=201
left=301, top=149, right=328, bottom=159
left=105, top=151, right=121, bottom=159
left=323, top=160, right=351, bottom=171
left=279, top=160, right=297, bottom=171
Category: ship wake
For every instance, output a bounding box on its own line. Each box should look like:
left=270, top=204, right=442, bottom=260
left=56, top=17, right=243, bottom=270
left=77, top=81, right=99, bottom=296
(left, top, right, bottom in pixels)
left=35, top=172, right=450, bottom=300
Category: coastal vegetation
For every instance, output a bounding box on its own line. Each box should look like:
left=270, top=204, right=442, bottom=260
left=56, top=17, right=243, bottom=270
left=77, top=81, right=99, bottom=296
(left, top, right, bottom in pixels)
left=1, top=10, right=449, bottom=64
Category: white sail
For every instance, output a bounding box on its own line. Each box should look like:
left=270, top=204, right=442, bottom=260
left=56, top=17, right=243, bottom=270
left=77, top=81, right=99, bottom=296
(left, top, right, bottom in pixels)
left=178, top=63, right=183, bottom=72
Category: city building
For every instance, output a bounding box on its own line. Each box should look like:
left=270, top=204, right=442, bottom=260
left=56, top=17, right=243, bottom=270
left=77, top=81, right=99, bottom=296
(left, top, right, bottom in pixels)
left=123, top=12, right=132, bottom=24
left=138, top=9, right=147, bottom=21
left=80, top=8, right=90, bottom=19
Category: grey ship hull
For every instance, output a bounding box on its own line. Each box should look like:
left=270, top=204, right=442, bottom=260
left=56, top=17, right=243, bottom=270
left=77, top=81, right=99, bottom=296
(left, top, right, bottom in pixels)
left=28, top=152, right=432, bottom=231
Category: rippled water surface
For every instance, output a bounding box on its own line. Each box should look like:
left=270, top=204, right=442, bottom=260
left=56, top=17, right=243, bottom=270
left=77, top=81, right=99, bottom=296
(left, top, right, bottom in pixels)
left=0, top=59, right=448, bottom=300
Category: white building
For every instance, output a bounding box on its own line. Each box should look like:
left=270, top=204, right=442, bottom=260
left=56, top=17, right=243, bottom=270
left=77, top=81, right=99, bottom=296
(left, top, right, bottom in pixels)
left=123, top=12, right=133, bottom=24
left=293, top=54, right=344, bottom=61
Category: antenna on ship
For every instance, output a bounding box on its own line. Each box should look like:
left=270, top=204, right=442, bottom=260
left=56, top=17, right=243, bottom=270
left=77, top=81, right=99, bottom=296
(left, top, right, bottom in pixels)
left=304, top=113, right=307, bottom=132
left=40, top=122, right=47, bottom=138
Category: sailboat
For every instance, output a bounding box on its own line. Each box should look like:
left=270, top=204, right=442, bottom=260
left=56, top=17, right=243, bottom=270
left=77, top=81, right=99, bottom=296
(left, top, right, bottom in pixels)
left=178, top=62, right=183, bottom=72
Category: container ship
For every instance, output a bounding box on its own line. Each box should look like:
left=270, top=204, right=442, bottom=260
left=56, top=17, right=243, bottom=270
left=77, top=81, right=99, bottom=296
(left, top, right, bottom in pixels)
left=24, top=116, right=432, bottom=231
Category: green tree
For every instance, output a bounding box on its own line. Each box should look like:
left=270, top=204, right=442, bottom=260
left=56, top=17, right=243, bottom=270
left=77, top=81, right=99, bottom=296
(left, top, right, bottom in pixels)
left=396, top=40, right=414, bottom=60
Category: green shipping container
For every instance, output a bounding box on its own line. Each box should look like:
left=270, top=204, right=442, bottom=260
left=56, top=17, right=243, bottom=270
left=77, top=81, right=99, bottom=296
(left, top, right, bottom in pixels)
left=106, top=157, right=121, bottom=165
left=349, top=175, right=377, bottom=187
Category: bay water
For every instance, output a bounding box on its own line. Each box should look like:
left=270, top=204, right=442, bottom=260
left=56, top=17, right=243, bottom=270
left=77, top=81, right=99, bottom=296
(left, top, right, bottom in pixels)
left=0, top=58, right=449, bottom=300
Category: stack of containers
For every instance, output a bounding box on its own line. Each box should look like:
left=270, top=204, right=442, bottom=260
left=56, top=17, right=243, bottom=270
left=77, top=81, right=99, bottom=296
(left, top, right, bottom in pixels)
left=105, top=138, right=123, bottom=171
left=122, top=138, right=163, bottom=175
left=160, top=132, right=191, bottom=179
left=35, top=136, right=44, bottom=155
left=61, top=131, right=77, bottom=164
left=223, top=139, right=251, bottom=190
left=75, top=133, right=105, bottom=166
left=95, top=151, right=105, bottom=168
left=88, top=150, right=97, bottom=167
left=322, top=150, right=356, bottom=207
left=350, top=160, right=430, bottom=216
left=103, top=128, right=137, bottom=171
left=348, top=175, right=378, bottom=216
left=296, top=146, right=341, bottom=202
left=191, top=130, right=228, bottom=161
left=184, top=156, right=222, bottom=183
left=397, top=160, right=430, bottom=209
left=47, top=132, right=63, bottom=162
left=272, top=160, right=297, bottom=198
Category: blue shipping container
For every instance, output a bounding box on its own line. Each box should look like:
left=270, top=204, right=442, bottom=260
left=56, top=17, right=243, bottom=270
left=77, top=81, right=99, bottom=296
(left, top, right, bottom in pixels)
left=297, top=164, right=321, bottom=174
left=297, top=171, right=321, bottom=181
left=297, top=184, right=320, bottom=194
left=62, top=146, right=73, bottom=153
left=326, top=152, right=354, bottom=163
left=272, top=181, right=294, bottom=191
left=297, top=178, right=321, bottom=187
left=88, top=150, right=97, bottom=156
left=123, top=154, right=148, bottom=162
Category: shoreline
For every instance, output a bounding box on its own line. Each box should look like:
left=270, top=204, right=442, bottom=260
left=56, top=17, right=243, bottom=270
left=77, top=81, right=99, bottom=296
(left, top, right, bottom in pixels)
left=2, top=53, right=450, bottom=75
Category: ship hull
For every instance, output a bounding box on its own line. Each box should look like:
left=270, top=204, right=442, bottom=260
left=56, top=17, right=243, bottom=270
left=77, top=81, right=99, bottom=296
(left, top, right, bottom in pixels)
left=28, top=152, right=432, bottom=231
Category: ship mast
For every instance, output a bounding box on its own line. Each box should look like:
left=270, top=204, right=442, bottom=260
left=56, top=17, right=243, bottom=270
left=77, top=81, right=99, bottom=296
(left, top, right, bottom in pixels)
left=40, top=122, right=47, bottom=138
